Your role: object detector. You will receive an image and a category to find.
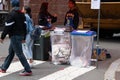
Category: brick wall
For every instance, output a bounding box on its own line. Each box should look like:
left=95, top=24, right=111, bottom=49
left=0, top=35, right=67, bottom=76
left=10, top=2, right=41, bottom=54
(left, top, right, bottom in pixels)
left=29, top=0, right=68, bottom=25
left=21, top=0, right=82, bottom=26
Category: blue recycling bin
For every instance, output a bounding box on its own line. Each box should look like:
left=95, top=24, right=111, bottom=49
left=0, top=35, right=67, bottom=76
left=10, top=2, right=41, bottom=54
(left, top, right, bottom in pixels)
left=69, top=30, right=96, bottom=67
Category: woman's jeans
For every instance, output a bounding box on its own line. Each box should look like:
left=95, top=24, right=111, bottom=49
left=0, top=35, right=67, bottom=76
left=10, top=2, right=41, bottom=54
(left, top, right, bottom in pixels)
left=1, top=35, right=31, bottom=72
left=22, top=34, right=33, bottom=59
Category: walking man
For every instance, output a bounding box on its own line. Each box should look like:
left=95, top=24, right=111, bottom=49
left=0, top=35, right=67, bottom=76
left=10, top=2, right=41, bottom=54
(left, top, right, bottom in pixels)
left=0, top=0, right=32, bottom=76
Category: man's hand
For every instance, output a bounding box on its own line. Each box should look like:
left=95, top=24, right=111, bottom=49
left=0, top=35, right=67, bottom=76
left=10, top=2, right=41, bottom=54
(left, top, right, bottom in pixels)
left=0, top=39, right=4, bottom=43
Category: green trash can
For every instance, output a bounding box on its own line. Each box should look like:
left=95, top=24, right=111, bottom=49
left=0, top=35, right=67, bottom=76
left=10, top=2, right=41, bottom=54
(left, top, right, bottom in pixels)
left=33, top=31, right=51, bottom=61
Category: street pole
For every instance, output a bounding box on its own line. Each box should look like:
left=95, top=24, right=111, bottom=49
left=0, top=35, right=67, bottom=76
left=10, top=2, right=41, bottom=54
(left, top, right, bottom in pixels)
left=96, top=8, right=100, bottom=69
left=91, top=0, right=101, bottom=68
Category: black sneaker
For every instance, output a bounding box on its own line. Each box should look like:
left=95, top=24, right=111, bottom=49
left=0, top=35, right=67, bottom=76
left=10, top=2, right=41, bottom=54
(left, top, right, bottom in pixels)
left=19, top=71, right=32, bottom=76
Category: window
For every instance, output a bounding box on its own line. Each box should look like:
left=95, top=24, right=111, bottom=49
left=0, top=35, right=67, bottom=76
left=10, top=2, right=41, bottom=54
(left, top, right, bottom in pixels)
left=0, top=0, right=9, bottom=11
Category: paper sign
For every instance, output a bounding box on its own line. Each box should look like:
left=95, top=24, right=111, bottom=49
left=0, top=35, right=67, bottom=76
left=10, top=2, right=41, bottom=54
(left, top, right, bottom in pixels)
left=0, top=3, right=3, bottom=10
left=0, top=0, right=2, bottom=3
left=91, top=0, right=100, bottom=9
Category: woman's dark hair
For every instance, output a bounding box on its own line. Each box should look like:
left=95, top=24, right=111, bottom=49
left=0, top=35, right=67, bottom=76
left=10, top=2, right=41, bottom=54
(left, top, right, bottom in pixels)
left=39, top=2, right=48, bottom=14
left=69, top=0, right=76, bottom=5
left=24, top=6, right=32, bottom=18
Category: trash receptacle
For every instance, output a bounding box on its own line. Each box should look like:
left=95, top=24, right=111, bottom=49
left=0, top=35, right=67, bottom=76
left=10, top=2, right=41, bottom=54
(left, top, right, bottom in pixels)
left=70, top=30, right=96, bottom=67
left=33, top=30, right=51, bottom=61
left=50, top=28, right=71, bottom=65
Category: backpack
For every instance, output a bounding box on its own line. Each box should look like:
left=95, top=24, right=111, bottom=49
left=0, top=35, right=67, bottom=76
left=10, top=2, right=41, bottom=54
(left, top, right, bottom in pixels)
left=92, top=48, right=107, bottom=61
left=30, top=26, right=41, bottom=40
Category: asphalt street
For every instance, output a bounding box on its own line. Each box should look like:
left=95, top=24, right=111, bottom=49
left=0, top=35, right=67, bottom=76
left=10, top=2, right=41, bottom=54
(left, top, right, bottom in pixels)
left=0, top=35, right=120, bottom=80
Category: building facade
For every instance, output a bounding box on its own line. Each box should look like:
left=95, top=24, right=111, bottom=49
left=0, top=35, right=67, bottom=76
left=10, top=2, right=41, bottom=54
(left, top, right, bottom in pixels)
left=0, top=0, right=82, bottom=29
left=29, top=0, right=69, bottom=25
left=22, top=0, right=82, bottom=25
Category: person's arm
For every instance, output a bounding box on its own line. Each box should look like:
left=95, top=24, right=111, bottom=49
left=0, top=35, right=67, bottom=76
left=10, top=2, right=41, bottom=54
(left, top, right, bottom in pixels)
left=1, top=11, right=14, bottom=40
left=73, top=9, right=79, bottom=29
left=23, top=15, right=27, bottom=41
left=64, top=12, right=68, bottom=26
left=48, top=13, right=57, bottom=23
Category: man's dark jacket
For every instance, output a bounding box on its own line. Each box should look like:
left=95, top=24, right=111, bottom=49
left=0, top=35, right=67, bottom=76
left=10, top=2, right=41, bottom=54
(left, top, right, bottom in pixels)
left=64, top=8, right=79, bottom=30
left=1, top=8, right=27, bottom=40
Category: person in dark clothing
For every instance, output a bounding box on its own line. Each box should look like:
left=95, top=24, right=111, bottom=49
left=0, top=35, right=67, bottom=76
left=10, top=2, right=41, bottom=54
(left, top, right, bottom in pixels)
left=0, top=0, right=32, bottom=76
left=38, top=2, right=57, bottom=29
left=37, top=2, right=57, bottom=61
left=64, top=0, right=79, bottom=30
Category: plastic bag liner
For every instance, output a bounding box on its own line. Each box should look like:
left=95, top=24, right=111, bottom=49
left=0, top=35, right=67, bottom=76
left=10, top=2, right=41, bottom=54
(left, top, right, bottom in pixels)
left=69, top=30, right=96, bottom=67
left=50, top=29, right=71, bottom=65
